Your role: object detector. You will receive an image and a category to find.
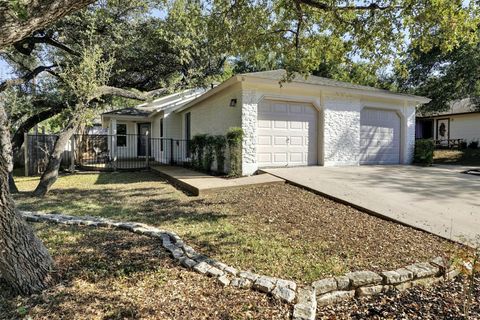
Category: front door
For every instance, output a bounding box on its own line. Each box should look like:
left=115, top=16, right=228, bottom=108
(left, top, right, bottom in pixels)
left=137, top=123, right=151, bottom=157
left=436, top=118, right=450, bottom=143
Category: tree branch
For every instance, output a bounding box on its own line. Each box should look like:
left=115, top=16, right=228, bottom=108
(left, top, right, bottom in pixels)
left=0, top=0, right=95, bottom=49
left=297, top=0, right=401, bottom=11
left=95, top=86, right=167, bottom=101
left=11, top=103, right=66, bottom=155
left=14, top=35, right=80, bottom=56
left=0, top=64, right=58, bottom=92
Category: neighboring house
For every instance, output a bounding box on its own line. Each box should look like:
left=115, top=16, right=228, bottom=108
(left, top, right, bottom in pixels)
left=416, top=98, right=480, bottom=145
left=101, top=70, right=429, bottom=175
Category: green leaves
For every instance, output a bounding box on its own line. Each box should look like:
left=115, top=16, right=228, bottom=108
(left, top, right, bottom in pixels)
left=7, top=0, right=28, bottom=21
left=60, top=42, right=115, bottom=104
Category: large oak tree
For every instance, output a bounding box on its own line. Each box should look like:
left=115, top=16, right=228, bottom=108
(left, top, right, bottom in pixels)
left=0, top=0, right=94, bottom=295
left=1, top=0, right=479, bottom=295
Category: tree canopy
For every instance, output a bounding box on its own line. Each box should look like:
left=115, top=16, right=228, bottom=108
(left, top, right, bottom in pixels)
left=395, top=42, right=480, bottom=113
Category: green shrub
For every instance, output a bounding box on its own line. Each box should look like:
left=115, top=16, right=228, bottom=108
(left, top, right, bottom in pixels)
left=468, top=140, right=479, bottom=149
left=213, top=135, right=227, bottom=173
left=191, top=134, right=208, bottom=169
left=204, top=135, right=216, bottom=172
left=414, top=139, right=435, bottom=166
left=226, top=127, right=243, bottom=176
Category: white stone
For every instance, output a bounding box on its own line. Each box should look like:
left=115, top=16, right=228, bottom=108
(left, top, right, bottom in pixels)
left=312, top=278, right=337, bottom=295
left=276, top=279, right=296, bottom=291
left=224, top=266, right=238, bottom=276
left=272, top=286, right=296, bottom=303
left=193, top=262, right=211, bottom=274
left=180, top=257, right=197, bottom=268
left=355, top=285, right=385, bottom=297
left=231, top=277, right=252, bottom=289
left=217, top=275, right=230, bottom=286
left=317, top=290, right=355, bottom=306
left=253, top=276, right=276, bottom=293
left=293, top=286, right=317, bottom=320
left=206, top=266, right=224, bottom=277
left=346, top=271, right=383, bottom=287
left=335, top=276, right=351, bottom=290
left=405, top=262, right=439, bottom=278
left=238, top=271, right=260, bottom=282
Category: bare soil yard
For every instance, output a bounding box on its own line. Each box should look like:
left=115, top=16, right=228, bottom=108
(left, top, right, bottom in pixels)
left=14, top=171, right=457, bottom=283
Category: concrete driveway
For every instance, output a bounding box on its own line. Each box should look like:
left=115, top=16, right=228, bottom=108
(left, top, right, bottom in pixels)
left=263, top=165, right=480, bottom=246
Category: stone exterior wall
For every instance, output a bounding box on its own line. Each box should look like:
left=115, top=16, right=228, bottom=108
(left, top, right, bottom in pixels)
left=323, top=95, right=362, bottom=166
left=404, top=104, right=416, bottom=164
left=239, top=88, right=417, bottom=175
left=241, top=89, right=259, bottom=176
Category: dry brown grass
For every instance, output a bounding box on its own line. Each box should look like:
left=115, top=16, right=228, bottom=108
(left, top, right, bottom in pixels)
left=434, top=149, right=480, bottom=166
left=0, top=224, right=290, bottom=320
left=13, top=171, right=457, bottom=283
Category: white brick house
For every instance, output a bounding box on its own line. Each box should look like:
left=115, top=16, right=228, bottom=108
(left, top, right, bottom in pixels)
left=102, top=70, right=429, bottom=175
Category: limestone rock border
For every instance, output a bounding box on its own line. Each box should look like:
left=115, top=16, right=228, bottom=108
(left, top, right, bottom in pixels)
left=293, top=257, right=459, bottom=320
left=22, top=211, right=460, bottom=320
left=21, top=211, right=297, bottom=304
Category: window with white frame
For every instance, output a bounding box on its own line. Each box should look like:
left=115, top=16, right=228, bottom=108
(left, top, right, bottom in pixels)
left=116, top=123, right=127, bottom=147
left=160, top=118, right=164, bottom=151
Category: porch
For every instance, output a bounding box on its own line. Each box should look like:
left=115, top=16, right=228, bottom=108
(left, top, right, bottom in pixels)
left=24, top=133, right=191, bottom=175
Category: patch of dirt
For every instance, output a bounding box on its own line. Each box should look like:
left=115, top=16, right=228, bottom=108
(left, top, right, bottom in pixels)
left=317, top=275, right=480, bottom=319
left=204, top=184, right=458, bottom=276
left=0, top=224, right=290, bottom=320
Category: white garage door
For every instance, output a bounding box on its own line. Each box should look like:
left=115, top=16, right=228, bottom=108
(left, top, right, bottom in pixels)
left=360, top=108, right=401, bottom=164
left=257, top=100, right=317, bottom=168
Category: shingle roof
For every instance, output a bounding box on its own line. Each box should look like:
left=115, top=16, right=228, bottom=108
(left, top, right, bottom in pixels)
left=102, top=107, right=151, bottom=117
left=417, top=98, right=480, bottom=117
left=241, top=69, right=428, bottom=101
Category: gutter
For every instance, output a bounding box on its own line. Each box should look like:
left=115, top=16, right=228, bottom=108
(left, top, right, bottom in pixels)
left=174, top=76, right=241, bottom=113
left=174, top=74, right=430, bottom=114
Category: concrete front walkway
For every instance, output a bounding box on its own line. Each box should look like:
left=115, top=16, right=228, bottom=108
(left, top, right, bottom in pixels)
left=152, top=165, right=284, bottom=196
left=264, top=165, right=480, bottom=246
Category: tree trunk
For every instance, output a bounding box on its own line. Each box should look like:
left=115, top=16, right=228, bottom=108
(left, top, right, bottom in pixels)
left=0, top=0, right=95, bottom=49
left=33, top=113, right=80, bottom=197
left=8, top=171, right=18, bottom=193
left=0, top=100, right=53, bottom=295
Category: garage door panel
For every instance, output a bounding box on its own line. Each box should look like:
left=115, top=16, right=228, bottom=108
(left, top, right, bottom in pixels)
left=258, top=135, right=272, bottom=145
left=360, top=108, right=400, bottom=165
left=289, top=152, right=303, bottom=162
left=274, top=136, right=288, bottom=145
left=257, top=101, right=317, bottom=168
left=289, top=136, right=303, bottom=145
left=258, top=119, right=272, bottom=128
left=274, top=153, right=288, bottom=163
left=272, top=103, right=288, bottom=113
left=257, top=153, right=272, bottom=163
left=290, top=121, right=303, bottom=130
left=274, top=120, right=288, bottom=129
left=289, top=104, right=304, bottom=113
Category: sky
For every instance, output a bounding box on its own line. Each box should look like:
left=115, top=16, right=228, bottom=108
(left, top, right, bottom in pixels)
left=0, top=58, right=12, bottom=81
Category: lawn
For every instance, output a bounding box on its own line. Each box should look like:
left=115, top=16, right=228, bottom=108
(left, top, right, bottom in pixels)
left=434, top=148, right=480, bottom=166
left=13, top=171, right=456, bottom=283
left=0, top=223, right=290, bottom=319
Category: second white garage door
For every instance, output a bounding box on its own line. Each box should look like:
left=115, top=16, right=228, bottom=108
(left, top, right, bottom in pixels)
left=360, top=108, right=401, bottom=164
left=257, top=100, right=317, bottom=168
